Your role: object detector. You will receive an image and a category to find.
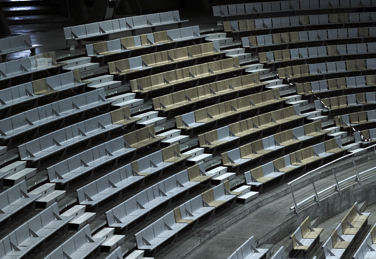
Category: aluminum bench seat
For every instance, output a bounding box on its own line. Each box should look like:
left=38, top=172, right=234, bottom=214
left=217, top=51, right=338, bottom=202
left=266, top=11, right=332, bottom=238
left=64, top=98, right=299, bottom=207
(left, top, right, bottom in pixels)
left=135, top=211, right=188, bottom=251
left=0, top=181, right=41, bottom=224
left=0, top=89, right=110, bottom=140
left=353, top=223, right=376, bottom=259
left=187, top=163, right=212, bottom=183
left=131, top=150, right=174, bottom=176
left=18, top=112, right=125, bottom=161
left=123, top=125, right=165, bottom=149
left=44, top=225, right=104, bottom=259
left=106, top=163, right=202, bottom=229
left=174, top=195, right=215, bottom=224
left=0, top=35, right=40, bottom=58
left=245, top=161, right=284, bottom=186
left=201, top=183, right=236, bottom=208
left=0, top=51, right=62, bottom=82
left=227, top=235, right=268, bottom=259
left=291, top=216, right=323, bottom=251
left=47, top=136, right=136, bottom=184
left=76, top=163, right=145, bottom=206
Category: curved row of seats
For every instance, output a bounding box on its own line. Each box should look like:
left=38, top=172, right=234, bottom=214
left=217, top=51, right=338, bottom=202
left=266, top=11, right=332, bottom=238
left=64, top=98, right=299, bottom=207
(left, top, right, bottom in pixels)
left=76, top=143, right=191, bottom=207
left=135, top=181, right=236, bottom=251
left=0, top=51, right=62, bottom=82
left=222, top=121, right=332, bottom=169
left=47, top=125, right=175, bottom=185
left=0, top=203, right=73, bottom=259
left=108, top=42, right=221, bottom=76
left=223, top=12, right=376, bottom=33
left=64, top=11, right=186, bottom=42
left=335, top=109, right=376, bottom=127
left=259, top=43, right=376, bottom=64
left=105, top=163, right=212, bottom=231
left=314, top=92, right=376, bottom=111
left=242, top=27, right=375, bottom=48
left=176, top=89, right=284, bottom=130
left=129, top=57, right=243, bottom=94
left=153, top=73, right=265, bottom=112
left=297, top=75, right=375, bottom=95
left=213, top=0, right=376, bottom=17
left=354, top=223, right=376, bottom=259
left=86, top=25, right=202, bottom=57
left=0, top=72, right=85, bottom=115
left=278, top=58, right=376, bottom=80
left=198, top=105, right=303, bottom=149
left=244, top=138, right=344, bottom=186
left=0, top=89, right=110, bottom=140
left=18, top=107, right=139, bottom=161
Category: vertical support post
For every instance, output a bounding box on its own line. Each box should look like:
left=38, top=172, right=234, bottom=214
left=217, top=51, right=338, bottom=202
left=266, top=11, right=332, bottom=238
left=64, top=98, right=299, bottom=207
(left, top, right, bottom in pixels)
left=289, top=184, right=299, bottom=217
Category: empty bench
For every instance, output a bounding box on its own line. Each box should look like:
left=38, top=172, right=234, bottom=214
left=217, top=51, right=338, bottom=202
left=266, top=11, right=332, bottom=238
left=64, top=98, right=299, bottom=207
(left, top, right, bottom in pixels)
left=353, top=223, right=376, bottom=259
left=0, top=34, right=41, bottom=61
left=291, top=216, right=323, bottom=252
left=227, top=235, right=268, bottom=259
left=322, top=202, right=369, bottom=259
left=0, top=89, right=111, bottom=140
left=18, top=106, right=138, bottom=161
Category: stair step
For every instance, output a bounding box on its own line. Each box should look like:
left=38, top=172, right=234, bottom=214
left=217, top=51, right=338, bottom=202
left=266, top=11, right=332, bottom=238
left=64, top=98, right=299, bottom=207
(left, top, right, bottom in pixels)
left=125, top=250, right=144, bottom=259
left=88, top=80, right=122, bottom=91
left=61, top=205, right=86, bottom=218
left=205, top=166, right=227, bottom=177
left=29, top=183, right=56, bottom=198
left=101, top=235, right=126, bottom=251
left=286, top=99, right=308, bottom=106
left=322, top=119, right=335, bottom=128
left=0, top=146, right=7, bottom=156
left=266, top=84, right=289, bottom=91
left=36, top=190, right=66, bottom=207
left=69, top=212, right=96, bottom=230
left=0, top=161, right=27, bottom=178
left=265, top=79, right=284, bottom=86
left=325, top=126, right=341, bottom=134
left=232, top=185, right=252, bottom=195
left=212, top=172, right=236, bottom=184
left=6, top=14, right=73, bottom=25
left=328, top=131, right=347, bottom=138
left=93, top=228, right=114, bottom=239
left=63, top=62, right=100, bottom=73
left=349, top=148, right=367, bottom=155
left=4, top=167, right=36, bottom=184
left=3, top=5, right=58, bottom=16
left=343, top=142, right=360, bottom=151
left=237, top=191, right=259, bottom=204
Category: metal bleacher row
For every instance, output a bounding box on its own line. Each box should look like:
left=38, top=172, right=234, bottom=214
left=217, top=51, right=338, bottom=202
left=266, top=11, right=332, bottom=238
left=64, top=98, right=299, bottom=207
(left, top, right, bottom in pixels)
left=2, top=2, right=376, bottom=259
left=223, top=12, right=376, bottom=33
left=213, top=0, right=376, bottom=18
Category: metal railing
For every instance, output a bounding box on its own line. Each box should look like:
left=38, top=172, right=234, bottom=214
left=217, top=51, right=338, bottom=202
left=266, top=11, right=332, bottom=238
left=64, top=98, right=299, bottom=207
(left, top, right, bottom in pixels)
left=288, top=144, right=376, bottom=216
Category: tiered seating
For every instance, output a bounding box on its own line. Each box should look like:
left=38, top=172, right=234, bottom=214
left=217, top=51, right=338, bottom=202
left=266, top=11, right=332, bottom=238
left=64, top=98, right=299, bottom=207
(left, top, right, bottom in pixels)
left=134, top=182, right=235, bottom=251
left=227, top=236, right=269, bottom=259
left=123, top=125, right=165, bottom=148
left=129, top=57, right=243, bottom=93
left=76, top=163, right=145, bottom=206
left=278, top=59, right=376, bottom=79
left=176, top=89, right=285, bottom=130
left=47, top=136, right=137, bottom=184
left=335, top=110, right=376, bottom=127
left=153, top=73, right=265, bottom=112
left=18, top=107, right=139, bottom=161
left=355, top=128, right=376, bottom=143
left=0, top=51, right=62, bottom=82
left=290, top=216, right=323, bottom=251
left=260, top=43, right=376, bottom=64
left=0, top=203, right=72, bottom=258
left=244, top=138, right=345, bottom=185
left=64, top=11, right=188, bottom=46
left=223, top=12, right=376, bottom=33
left=0, top=34, right=40, bottom=61
left=86, top=26, right=201, bottom=57
left=135, top=211, right=188, bottom=251
left=44, top=225, right=105, bottom=259
left=106, top=166, right=199, bottom=230
left=198, top=105, right=303, bottom=149
left=353, top=223, right=376, bottom=259
left=242, top=27, right=373, bottom=48
left=108, top=42, right=221, bottom=76
left=0, top=181, right=40, bottom=224
left=222, top=121, right=329, bottom=168
left=314, top=92, right=376, bottom=111
left=0, top=89, right=110, bottom=140
left=213, top=1, right=376, bottom=17
left=322, top=202, right=369, bottom=259
left=297, top=75, right=375, bottom=95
